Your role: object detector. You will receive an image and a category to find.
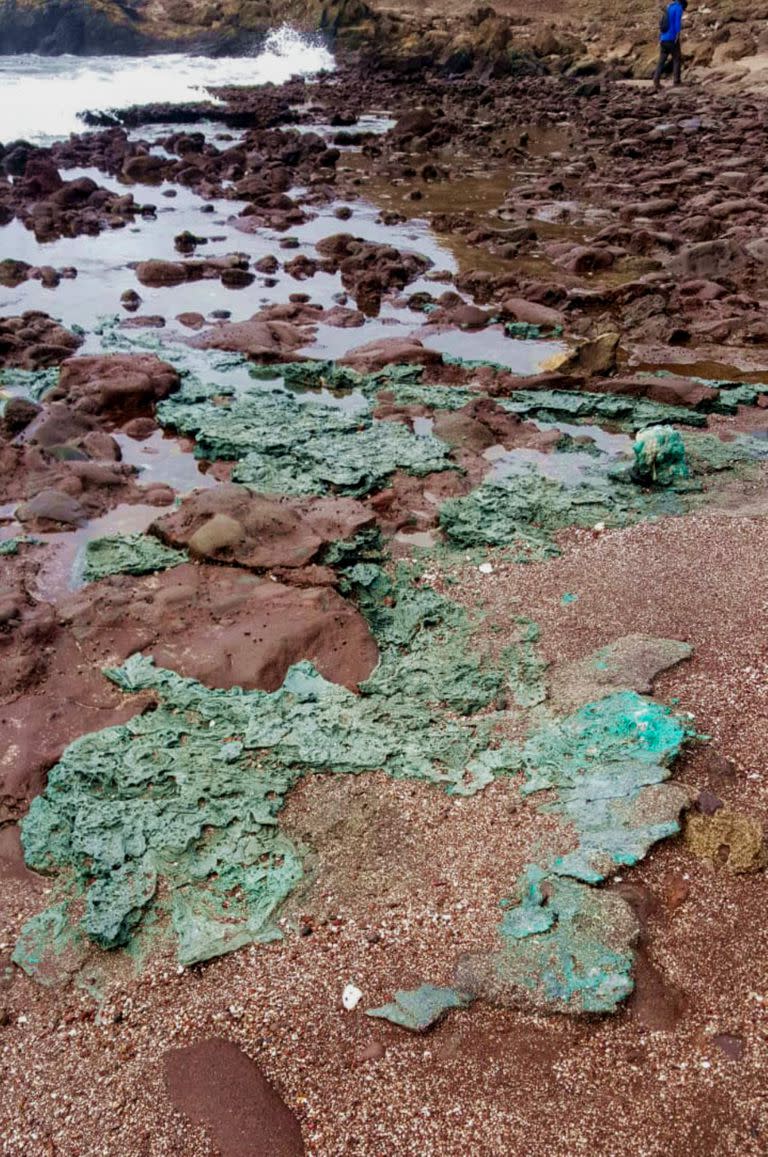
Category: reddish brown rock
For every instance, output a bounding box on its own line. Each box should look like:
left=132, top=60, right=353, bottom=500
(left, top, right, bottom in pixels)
left=189, top=317, right=310, bottom=360
left=50, top=354, right=180, bottom=418
left=0, top=311, right=82, bottom=369
left=500, top=297, right=565, bottom=328
left=163, top=1039, right=304, bottom=1157
left=339, top=337, right=443, bottom=373
left=150, top=484, right=375, bottom=570
left=58, top=563, right=379, bottom=692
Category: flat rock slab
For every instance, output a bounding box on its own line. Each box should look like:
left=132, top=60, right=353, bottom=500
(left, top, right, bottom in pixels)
left=163, top=1038, right=304, bottom=1157
left=58, top=563, right=379, bottom=691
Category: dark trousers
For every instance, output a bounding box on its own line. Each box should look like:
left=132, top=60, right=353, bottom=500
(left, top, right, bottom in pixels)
left=653, top=40, right=682, bottom=87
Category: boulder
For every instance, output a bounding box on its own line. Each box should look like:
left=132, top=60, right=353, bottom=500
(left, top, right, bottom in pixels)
left=339, top=337, right=443, bottom=373
left=669, top=239, right=749, bottom=281
left=58, top=564, right=379, bottom=691
left=151, top=484, right=374, bottom=570
left=52, top=354, right=180, bottom=417
left=16, top=488, right=86, bottom=526
left=189, top=317, right=309, bottom=360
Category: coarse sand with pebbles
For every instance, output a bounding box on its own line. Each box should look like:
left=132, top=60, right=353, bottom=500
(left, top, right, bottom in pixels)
left=2, top=501, right=768, bottom=1157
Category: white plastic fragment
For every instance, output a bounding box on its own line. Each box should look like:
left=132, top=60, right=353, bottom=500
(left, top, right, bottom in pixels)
left=478, top=562, right=494, bottom=575
left=342, top=983, right=363, bottom=1011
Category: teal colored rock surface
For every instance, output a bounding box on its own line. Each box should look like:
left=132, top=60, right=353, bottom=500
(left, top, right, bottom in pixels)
left=632, top=426, right=689, bottom=486
left=81, top=534, right=188, bottom=582
left=499, top=389, right=708, bottom=430
left=367, top=985, right=474, bottom=1031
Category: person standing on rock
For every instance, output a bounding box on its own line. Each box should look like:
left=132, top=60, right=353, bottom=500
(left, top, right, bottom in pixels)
left=653, top=0, right=687, bottom=91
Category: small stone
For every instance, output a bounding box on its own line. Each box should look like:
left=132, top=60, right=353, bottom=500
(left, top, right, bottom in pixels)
left=478, top=562, right=493, bottom=574
left=697, top=789, right=724, bottom=816
left=356, top=1041, right=385, bottom=1062
left=342, top=983, right=363, bottom=1011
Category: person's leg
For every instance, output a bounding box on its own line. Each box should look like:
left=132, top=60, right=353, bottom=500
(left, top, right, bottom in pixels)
left=653, top=43, right=669, bottom=90
left=672, top=40, right=682, bottom=84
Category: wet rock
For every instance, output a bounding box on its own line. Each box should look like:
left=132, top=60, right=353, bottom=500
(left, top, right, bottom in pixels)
left=59, top=563, right=379, bottom=692
left=669, top=239, right=750, bottom=280
left=120, top=289, right=142, bottom=311
left=119, top=314, right=166, bottom=329
left=220, top=267, right=255, bottom=288
left=0, top=259, right=32, bottom=287
left=122, top=416, right=157, bottom=440
left=52, top=354, right=180, bottom=417
left=189, top=316, right=311, bottom=360
left=135, top=259, right=189, bottom=287
left=500, top=298, right=565, bottom=329
left=16, top=488, right=86, bottom=526
left=176, top=311, right=206, bottom=329
left=0, top=311, right=82, bottom=369
left=2, top=396, right=41, bottom=433
left=163, top=1038, right=305, bottom=1157
left=151, top=484, right=375, bottom=570
left=339, top=337, right=442, bottom=373
left=80, top=431, right=122, bottom=461
left=122, top=154, right=165, bottom=182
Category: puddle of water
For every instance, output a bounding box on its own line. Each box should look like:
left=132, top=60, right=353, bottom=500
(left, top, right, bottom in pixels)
left=1, top=502, right=163, bottom=601
left=423, top=327, right=568, bottom=375
left=113, top=429, right=217, bottom=492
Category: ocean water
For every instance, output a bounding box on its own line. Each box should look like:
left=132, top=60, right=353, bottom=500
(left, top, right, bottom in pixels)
left=0, top=26, right=334, bottom=145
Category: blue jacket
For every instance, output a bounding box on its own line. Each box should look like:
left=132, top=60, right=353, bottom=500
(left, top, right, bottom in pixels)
left=660, top=1, right=683, bottom=43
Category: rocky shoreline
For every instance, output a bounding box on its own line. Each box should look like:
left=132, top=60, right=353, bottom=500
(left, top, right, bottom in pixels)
left=1, top=52, right=768, bottom=1157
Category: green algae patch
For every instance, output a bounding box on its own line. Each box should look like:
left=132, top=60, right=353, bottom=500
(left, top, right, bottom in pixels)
left=456, top=866, right=638, bottom=1014
left=81, top=534, right=188, bottom=582
left=367, top=985, right=474, bottom=1031
left=156, top=385, right=454, bottom=497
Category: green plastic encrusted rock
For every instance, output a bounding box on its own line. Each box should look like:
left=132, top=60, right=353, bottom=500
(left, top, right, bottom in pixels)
left=156, top=385, right=454, bottom=497
left=455, top=866, right=639, bottom=1014
left=81, top=534, right=188, bottom=582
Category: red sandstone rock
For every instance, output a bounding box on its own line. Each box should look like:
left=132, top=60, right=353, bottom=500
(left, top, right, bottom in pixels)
left=150, top=484, right=375, bottom=569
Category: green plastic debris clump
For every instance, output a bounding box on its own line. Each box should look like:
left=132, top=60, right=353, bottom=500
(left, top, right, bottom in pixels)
left=499, top=389, right=708, bottom=431
left=632, top=426, right=689, bottom=486
left=81, top=534, right=188, bottom=582
left=0, top=536, right=40, bottom=556
left=504, top=321, right=562, bottom=340
left=156, top=386, right=453, bottom=497
left=518, top=690, right=689, bottom=883
left=15, top=567, right=533, bottom=971
left=458, top=866, right=638, bottom=1014
left=0, top=367, right=59, bottom=402
left=360, top=688, right=692, bottom=1022
left=439, top=467, right=682, bottom=552
left=367, top=985, right=474, bottom=1031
